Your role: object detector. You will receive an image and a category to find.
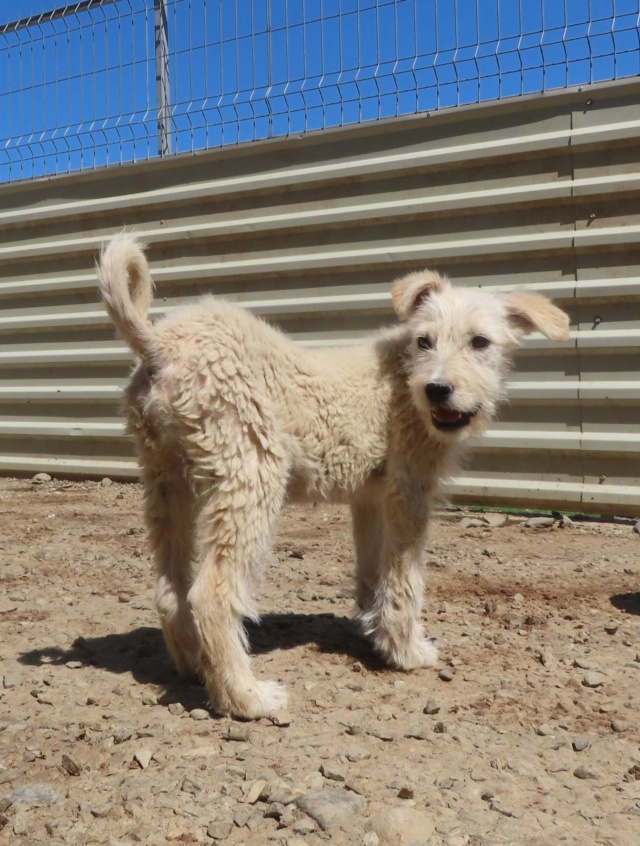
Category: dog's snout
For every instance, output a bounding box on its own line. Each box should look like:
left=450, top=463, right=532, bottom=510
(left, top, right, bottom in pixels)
left=425, top=382, right=453, bottom=404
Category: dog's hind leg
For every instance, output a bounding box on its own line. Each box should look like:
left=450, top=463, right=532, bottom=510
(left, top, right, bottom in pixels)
left=356, top=484, right=438, bottom=671
left=350, top=483, right=385, bottom=616
left=142, top=456, right=201, bottom=681
left=186, top=429, right=289, bottom=719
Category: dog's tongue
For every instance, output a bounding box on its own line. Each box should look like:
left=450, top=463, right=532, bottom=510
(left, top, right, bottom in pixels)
left=433, top=408, right=462, bottom=423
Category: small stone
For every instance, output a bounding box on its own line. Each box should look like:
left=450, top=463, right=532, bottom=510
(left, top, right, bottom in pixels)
left=189, top=708, right=209, bottom=721
left=167, top=702, right=185, bottom=716
left=2, top=674, right=20, bottom=689
left=423, top=697, right=440, bottom=715
left=101, top=477, right=113, bottom=487
left=366, top=807, right=435, bottom=844
left=225, top=724, right=250, bottom=742
left=459, top=517, right=484, bottom=529
left=525, top=516, right=555, bottom=528
left=65, top=661, right=83, bottom=669
left=611, top=719, right=627, bottom=733
left=31, top=473, right=51, bottom=483
left=13, top=813, right=28, bottom=835
left=604, top=622, right=619, bottom=635
left=234, top=805, right=253, bottom=828
left=483, top=513, right=508, bottom=528
left=560, top=514, right=574, bottom=528
left=181, top=778, right=201, bottom=795
left=61, top=754, right=81, bottom=776
left=481, top=790, right=495, bottom=801
left=633, top=520, right=640, bottom=534
left=320, top=763, right=346, bottom=782
left=363, top=833, right=380, bottom=846
left=269, top=710, right=292, bottom=727
left=572, top=736, right=590, bottom=752
left=206, top=820, right=233, bottom=840
left=536, top=724, right=554, bottom=736
left=538, top=651, right=555, bottom=668
left=134, top=748, right=153, bottom=769
left=6, top=784, right=64, bottom=807
left=112, top=726, right=133, bottom=744
left=292, top=817, right=317, bottom=835
left=574, top=765, right=599, bottom=780
left=438, top=668, right=454, bottom=682
left=582, top=672, right=605, bottom=688
left=433, top=721, right=447, bottom=734
left=263, top=802, right=285, bottom=820
left=296, top=789, right=365, bottom=831
left=397, top=785, right=414, bottom=800
left=246, top=779, right=267, bottom=804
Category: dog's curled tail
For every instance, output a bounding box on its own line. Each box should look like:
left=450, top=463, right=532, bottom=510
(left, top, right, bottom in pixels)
left=97, top=232, right=158, bottom=360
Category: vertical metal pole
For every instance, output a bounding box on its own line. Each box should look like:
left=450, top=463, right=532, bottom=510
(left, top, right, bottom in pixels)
left=154, top=0, right=171, bottom=156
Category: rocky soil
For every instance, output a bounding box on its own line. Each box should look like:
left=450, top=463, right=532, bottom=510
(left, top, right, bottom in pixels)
left=0, top=476, right=639, bottom=846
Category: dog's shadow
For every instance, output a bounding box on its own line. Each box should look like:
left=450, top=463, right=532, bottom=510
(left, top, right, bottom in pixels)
left=18, top=612, right=379, bottom=714
left=610, top=592, right=640, bottom=616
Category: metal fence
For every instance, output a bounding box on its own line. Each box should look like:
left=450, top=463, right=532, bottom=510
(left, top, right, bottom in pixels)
left=0, top=78, right=638, bottom=513
left=2, top=0, right=640, bottom=181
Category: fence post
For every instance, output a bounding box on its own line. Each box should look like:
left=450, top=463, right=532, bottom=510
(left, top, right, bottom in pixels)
left=154, top=0, right=172, bottom=156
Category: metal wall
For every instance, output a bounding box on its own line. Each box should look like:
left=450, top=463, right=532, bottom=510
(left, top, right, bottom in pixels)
left=0, top=78, right=638, bottom=514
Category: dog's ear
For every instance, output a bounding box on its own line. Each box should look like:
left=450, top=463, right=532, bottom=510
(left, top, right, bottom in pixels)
left=500, top=292, right=570, bottom=341
left=391, top=271, right=446, bottom=321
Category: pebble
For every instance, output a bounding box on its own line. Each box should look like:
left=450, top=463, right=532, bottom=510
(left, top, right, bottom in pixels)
left=433, top=721, right=447, bottom=733
left=536, top=724, right=555, bottom=736
left=167, top=702, right=185, bottom=716
left=295, top=789, right=365, bottom=831
left=6, top=784, right=63, bottom=807
left=423, top=697, right=441, bottom=714
left=189, top=708, right=209, bottom=721
left=611, top=719, right=627, bottom=733
left=61, top=754, right=81, bottom=776
left=2, top=674, right=20, bottom=689
left=66, top=661, right=83, bottom=669
left=320, top=763, right=346, bottom=782
left=438, top=668, right=454, bottom=682
left=269, top=710, right=292, bottom=727
left=572, top=736, right=590, bottom=752
left=13, top=813, right=28, bottom=835
left=264, top=801, right=285, bottom=820
left=112, top=726, right=133, bottom=744
left=134, top=748, right=153, bottom=769
left=574, top=765, right=599, bottom=780
left=206, top=820, right=233, bottom=840
left=483, top=513, right=508, bottom=528
left=525, top=516, right=555, bottom=529
left=582, top=672, right=605, bottom=688
left=604, top=622, right=619, bottom=634
left=101, top=477, right=113, bottom=487
left=246, top=780, right=267, bottom=804
left=459, top=517, right=485, bottom=529
left=225, top=724, right=250, bottom=742
left=31, top=473, right=51, bottom=483
left=366, top=807, right=436, bottom=844
left=362, top=834, right=381, bottom=846
left=633, top=520, right=640, bottom=534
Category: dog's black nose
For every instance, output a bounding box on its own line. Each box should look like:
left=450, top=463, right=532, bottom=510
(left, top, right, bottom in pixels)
left=425, top=382, right=453, bottom=404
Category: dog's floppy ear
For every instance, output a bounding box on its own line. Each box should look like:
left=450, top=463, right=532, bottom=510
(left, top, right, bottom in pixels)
left=500, top=292, right=570, bottom=341
left=391, top=270, right=446, bottom=321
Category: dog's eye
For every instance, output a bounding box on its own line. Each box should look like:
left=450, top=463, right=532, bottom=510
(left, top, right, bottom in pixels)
left=471, top=335, right=491, bottom=350
left=417, top=336, right=433, bottom=351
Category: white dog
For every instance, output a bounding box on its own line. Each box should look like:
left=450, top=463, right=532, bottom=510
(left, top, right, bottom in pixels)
left=98, top=234, right=569, bottom=718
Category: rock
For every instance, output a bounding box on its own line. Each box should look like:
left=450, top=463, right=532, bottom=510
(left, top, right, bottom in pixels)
left=423, top=697, right=441, bottom=715
left=582, top=672, right=605, bottom=688
left=234, top=805, right=253, bottom=828
left=31, top=473, right=51, bottom=484
left=2, top=674, right=20, bottom=689
left=320, top=763, right=346, bottom=782
left=633, top=520, right=640, bottom=534
left=246, top=779, right=267, bottom=804
left=366, top=807, right=435, bottom=844
left=611, top=719, right=628, bottom=733
left=538, top=650, right=555, bottom=668
left=13, top=813, right=28, bottom=835
left=438, top=668, right=454, bottom=682
left=536, top=724, right=554, bottom=736
left=604, top=622, right=619, bottom=635
left=167, top=703, right=185, bottom=716
left=101, top=477, right=113, bottom=487
left=483, top=513, right=508, bottom=528
left=189, top=708, right=209, bottom=721
left=61, top=754, right=81, bottom=776
left=559, top=514, right=574, bottom=528
left=264, top=802, right=285, bottom=820
left=572, top=736, right=590, bottom=752
left=363, top=833, right=381, bottom=846
left=112, top=726, right=133, bottom=744
left=6, top=784, right=64, bottom=807
left=269, top=710, right=292, bottom=727
left=574, top=765, right=599, bottom=780
left=134, top=748, right=153, bottom=769
left=225, top=725, right=250, bottom=742
left=206, top=820, right=233, bottom=840
left=459, top=517, right=484, bottom=530
left=525, top=516, right=555, bottom=529
left=433, top=721, right=447, bottom=734
left=296, top=789, right=365, bottom=831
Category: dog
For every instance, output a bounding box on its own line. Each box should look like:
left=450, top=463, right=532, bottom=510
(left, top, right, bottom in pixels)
left=97, top=233, right=569, bottom=718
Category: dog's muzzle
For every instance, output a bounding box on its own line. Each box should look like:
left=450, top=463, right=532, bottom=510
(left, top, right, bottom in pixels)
left=425, top=382, right=477, bottom=432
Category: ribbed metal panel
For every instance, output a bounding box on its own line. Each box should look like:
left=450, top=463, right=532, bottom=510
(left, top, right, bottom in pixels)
left=0, top=79, right=638, bottom=514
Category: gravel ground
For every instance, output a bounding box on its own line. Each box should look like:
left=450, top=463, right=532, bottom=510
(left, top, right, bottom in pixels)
left=0, top=476, right=639, bottom=846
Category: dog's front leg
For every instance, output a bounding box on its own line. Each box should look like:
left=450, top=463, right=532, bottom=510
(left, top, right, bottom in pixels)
left=357, top=485, right=438, bottom=671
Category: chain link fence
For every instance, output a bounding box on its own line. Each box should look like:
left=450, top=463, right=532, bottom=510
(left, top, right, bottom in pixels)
left=2, top=0, right=640, bottom=181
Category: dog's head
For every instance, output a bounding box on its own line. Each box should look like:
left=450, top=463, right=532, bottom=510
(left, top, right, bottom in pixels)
left=392, top=270, right=570, bottom=439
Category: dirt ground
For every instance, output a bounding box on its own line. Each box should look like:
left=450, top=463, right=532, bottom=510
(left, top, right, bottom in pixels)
left=0, top=476, right=638, bottom=846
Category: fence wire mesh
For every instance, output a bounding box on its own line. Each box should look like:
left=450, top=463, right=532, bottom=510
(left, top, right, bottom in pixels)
left=1, top=0, right=639, bottom=181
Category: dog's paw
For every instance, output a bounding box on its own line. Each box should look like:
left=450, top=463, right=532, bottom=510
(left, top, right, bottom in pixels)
left=391, top=637, right=439, bottom=671
left=226, top=680, right=289, bottom=720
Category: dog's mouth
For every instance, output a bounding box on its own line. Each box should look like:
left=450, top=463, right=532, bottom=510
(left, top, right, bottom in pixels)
left=430, top=407, right=477, bottom=432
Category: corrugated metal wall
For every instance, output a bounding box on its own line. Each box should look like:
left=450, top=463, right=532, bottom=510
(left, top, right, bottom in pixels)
left=0, top=78, right=638, bottom=514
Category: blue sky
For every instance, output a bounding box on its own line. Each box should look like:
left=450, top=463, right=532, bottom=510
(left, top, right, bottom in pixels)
left=1, top=0, right=639, bottom=180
